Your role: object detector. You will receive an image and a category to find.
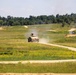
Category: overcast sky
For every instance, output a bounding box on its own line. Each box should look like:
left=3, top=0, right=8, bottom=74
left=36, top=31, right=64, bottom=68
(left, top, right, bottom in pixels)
left=0, top=0, right=76, bottom=17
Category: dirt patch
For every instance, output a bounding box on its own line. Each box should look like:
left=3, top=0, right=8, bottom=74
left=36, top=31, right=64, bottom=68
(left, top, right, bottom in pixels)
left=0, top=27, right=3, bottom=30
left=24, top=26, right=28, bottom=28
left=66, top=34, right=76, bottom=37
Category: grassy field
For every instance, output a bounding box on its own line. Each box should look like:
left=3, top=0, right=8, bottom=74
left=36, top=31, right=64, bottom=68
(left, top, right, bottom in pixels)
left=28, top=24, right=76, bottom=47
left=0, top=62, right=76, bottom=73
left=0, top=42, right=76, bottom=60
left=0, top=24, right=76, bottom=61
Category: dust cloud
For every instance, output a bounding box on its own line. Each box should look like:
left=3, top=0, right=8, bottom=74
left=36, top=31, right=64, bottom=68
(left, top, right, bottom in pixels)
left=25, top=27, right=50, bottom=44
left=39, top=38, right=49, bottom=44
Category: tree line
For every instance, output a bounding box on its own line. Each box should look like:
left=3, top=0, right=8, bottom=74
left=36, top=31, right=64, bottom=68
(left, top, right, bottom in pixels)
left=0, top=13, right=76, bottom=27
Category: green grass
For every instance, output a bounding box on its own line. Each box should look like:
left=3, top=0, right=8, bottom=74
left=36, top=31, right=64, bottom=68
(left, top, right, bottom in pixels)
left=0, top=25, right=76, bottom=61
left=29, top=24, right=76, bottom=47
left=0, top=62, right=76, bottom=73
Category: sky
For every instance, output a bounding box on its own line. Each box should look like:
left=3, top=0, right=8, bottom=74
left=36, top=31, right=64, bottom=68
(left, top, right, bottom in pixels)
left=0, top=0, right=76, bottom=17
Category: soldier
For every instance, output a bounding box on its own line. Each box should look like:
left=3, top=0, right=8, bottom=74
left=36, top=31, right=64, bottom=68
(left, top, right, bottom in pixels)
left=31, top=33, right=34, bottom=37
left=28, top=37, right=32, bottom=42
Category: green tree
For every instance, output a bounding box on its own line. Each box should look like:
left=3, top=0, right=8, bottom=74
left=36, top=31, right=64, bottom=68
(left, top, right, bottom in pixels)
left=0, top=20, right=3, bottom=26
left=13, top=21, right=20, bottom=25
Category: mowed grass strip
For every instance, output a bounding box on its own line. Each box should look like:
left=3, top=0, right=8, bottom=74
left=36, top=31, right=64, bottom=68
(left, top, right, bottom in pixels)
left=0, top=62, right=76, bottom=73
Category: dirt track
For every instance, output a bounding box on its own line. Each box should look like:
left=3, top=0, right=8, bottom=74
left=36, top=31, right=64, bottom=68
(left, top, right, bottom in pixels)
left=0, top=73, right=76, bottom=75
left=39, top=42, right=76, bottom=51
left=0, top=59, right=76, bottom=64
